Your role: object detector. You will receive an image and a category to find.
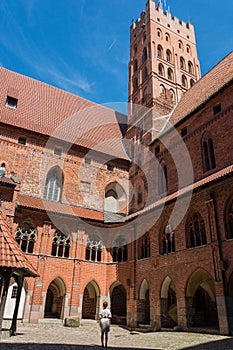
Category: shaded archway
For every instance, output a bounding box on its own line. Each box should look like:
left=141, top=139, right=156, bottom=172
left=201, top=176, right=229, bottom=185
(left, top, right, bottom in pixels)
left=138, top=279, right=150, bottom=324
left=104, top=182, right=127, bottom=214
left=160, top=276, right=177, bottom=328
left=44, top=277, right=66, bottom=319
left=82, top=280, right=100, bottom=320
left=186, top=269, right=218, bottom=328
left=110, top=282, right=126, bottom=325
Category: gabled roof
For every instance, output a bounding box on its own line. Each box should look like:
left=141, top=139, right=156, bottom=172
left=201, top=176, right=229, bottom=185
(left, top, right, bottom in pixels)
left=171, top=51, right=233, bottom=125
left=0, top=214, right=38, bottom=277
left=0, top=68, right=128, bottom=160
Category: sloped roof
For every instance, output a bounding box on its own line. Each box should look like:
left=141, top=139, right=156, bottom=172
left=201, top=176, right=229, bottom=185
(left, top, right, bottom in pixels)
left=171, top=51, right=233, bottom=125
left=17, top=194, right=104, bottom=221
left=0, top=68, right=128, bottom=159
left=0, top=214, right=38, bottom=277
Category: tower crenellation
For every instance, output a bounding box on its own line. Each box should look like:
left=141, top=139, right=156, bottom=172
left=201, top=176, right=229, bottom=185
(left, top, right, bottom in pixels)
left=128, top=0, right=201, bottom=127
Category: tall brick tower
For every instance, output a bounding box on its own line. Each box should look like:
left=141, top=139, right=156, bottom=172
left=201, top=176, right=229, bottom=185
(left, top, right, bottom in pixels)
left=128, top=0, right=201, bottom=117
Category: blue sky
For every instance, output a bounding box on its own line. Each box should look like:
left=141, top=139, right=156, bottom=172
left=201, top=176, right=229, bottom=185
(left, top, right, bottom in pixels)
left=0, top=0, right=232, bottom=105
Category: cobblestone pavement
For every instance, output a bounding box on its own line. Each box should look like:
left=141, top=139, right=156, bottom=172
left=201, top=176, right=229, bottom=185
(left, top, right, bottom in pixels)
left=1, top=322, right=233, bottom=350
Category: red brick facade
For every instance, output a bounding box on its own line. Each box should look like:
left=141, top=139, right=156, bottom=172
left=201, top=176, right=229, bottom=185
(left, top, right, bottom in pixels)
left=0, top=0, right=233, bottom=336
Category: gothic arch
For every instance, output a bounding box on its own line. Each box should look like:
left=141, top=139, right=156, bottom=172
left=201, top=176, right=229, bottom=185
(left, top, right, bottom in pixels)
left=185, top=268, right=218, bottom=328
left=109, top=281, right=127, bottom=325
left=160, top=276, right=177, bottom=328
left=44, top=276, right=66, bottom=319
left=104, top=182, right=127, bottom=213
left=82, top=280, right=100, bottom=320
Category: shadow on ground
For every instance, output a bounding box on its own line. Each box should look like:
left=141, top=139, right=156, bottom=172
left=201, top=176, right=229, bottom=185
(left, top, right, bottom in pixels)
left=0, top=345, right=159, bottom=350
left=180, top=337, right=233, bottom=350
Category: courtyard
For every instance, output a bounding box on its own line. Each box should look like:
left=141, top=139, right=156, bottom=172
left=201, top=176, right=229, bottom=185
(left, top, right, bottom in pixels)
left=1, top=322, right=233, bottom=350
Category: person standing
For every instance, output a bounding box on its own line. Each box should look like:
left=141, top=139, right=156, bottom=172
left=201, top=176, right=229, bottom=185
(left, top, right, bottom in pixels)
left=99, top=301, right=112, bottom=347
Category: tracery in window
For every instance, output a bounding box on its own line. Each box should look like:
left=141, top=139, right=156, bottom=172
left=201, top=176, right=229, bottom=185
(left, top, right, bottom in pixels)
left=138, top=233, right=150, bottom=259
left=186, top=212, right=206, bottom=248
left=44, top=166, right=63, bottom=202
left=202, top=132, right=216, bottom=172
left=51, top=229, right=71, bottom=258
left=112, top=235, right=128, bottom=262
left=15, top=222, right=37, bottom=253
left=161, top=223, right=175, bottom=254
left=85, top=234, right=102, bottom=262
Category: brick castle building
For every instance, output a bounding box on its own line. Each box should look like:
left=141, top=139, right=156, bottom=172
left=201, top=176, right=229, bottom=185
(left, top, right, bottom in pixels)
left=0, top=0, right=233, bottom=335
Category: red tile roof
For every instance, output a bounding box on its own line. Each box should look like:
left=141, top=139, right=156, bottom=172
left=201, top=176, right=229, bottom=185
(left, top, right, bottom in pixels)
left=17, top=194, right=104, bottom=221
left=0, top=214, right=38, bottom=277
left=0, top=68, right=128, bottom=160
left=128, top=164, right=233, bottom=220
left=171, top=51, right=233, bottom=125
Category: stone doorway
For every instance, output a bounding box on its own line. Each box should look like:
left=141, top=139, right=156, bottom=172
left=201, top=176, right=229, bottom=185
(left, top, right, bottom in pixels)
left=82, top=281, right=100, bottom=320
left=110, top=282, right=126, bottom=325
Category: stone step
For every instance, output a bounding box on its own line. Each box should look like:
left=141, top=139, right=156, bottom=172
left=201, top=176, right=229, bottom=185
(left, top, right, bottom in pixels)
left=38, top=318, right=64, bottom=324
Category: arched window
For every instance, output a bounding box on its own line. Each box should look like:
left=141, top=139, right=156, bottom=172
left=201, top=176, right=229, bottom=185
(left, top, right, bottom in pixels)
left=161, top=223, right=175, bottom=254
left=188, top=61, right=193, bottom=74
left=44, top=167, right=63, bottom=202
left=202, top=133, right=216, bottom=172
left=225, top=197, right=233, bottom=239
left=190, top=79, right=195, bottom=87
left=181, top=74, right=187, bottom=87
left=51, top=229, right=71, bottom=258
left=112, top=235, right=128, bottom=262
left=158, top=63, right=164, bottom=76
left=178, top=40, right=183, bottom=50
left=157, top=45, right=163, bottom=58
left=165, top=33, right=170, bottom=42
left=137, top=186, right=143, bottom=204
left=166, top=49, right=172, bottom=62
left=15, top=222, right=37, bottom=253
left=180, top=57, right=185, bottom=70
left=186, top=45, right=191, bottom=54
left=157, top=28, right=162, bottom=38
left=104, top=182, right=126, bottom=213
left=142, top=66, right=148, bottom=82
left=85, top=234, right=102, bottom=262
left=138, top=233, right=150, bottom=259
left=167, top=68, right=173, bottom=81
left=169, top=89, right=175, bottom=102
left=133, top=60, right=138, bottom=73
left=186, top=212, right=206, bottom=248
left=142, top=47, right=147, bottom=63
left=160, top=84, right=166, bottom=96
left=133, top=78, right=138, bottom=92
left=158, top=160, right=167, bottom=196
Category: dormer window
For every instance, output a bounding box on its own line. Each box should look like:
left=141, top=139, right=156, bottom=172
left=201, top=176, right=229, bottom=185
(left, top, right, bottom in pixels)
left=5, top=96, right=18, bottom=109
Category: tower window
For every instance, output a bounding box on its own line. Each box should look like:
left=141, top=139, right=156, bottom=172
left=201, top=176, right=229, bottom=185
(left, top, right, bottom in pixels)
left=158, top=63, right=164, bottom=76
left=202, top=133, right=216, bottom=172
left=180, top=57, right=185, bottom=70
left=181, top=75, right=187, bottom=87
left=166, top=49, right=172, bottom=62
left=142, top=47, right=148, bottom=63
left=5, top=96, right=18, bottom=109
left=167, top=68, right=173, bottom=81
left=157, top=45, right=163, bottom=58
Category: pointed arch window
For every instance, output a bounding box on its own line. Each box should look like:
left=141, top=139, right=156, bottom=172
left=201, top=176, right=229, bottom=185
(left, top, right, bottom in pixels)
left=158, top=63, right=164, bottom=76
left=186, top=212, right=206, bottom=248
left=161, top=223, right=175, bottom=254
left=157, top=45, right=163, bottom=58
left=142, top=47, right=148, bottom=63
left=180, top=57, right=185, bottom=70
left=178, top=40, right=183, bottom=50
left=181, top=74, right=187, bottom=87
left=167, top=68, right=173, bottom=81
left=158, top=160, right=167, bottom=196
left=202, top=133, right=216, bottom=172
left=51, top=229, right=71, bottom=258
left=188, top=61, right=193, bottom=74
left=44, top=167, right=63, bottom=202
left=190, top=79, right=195, bottom=87
left=138, top=233, right=150, bottom=259
left=133, top=78, right=138, bottom=92
left=112, top=235, right=128, bottom=262
left=15, top=222, right=37, bottom=253
left=225, top=197, right=233, bottom=239
left=85, top=234, right=102, bottom=262
left=166, top=49, right=172, bottom=62
left=133, top=59, right=138, bottom=73
left=142, top=66, right=148, bottom=82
